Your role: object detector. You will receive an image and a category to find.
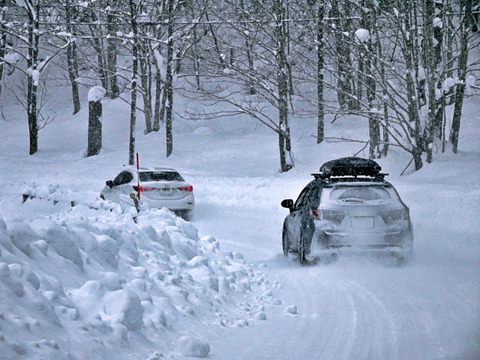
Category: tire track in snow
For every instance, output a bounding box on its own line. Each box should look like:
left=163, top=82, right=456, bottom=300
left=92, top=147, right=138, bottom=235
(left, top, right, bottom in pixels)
left=342, top=280, right=399, bottom=360
left=276, top=270, right=400, bottom=360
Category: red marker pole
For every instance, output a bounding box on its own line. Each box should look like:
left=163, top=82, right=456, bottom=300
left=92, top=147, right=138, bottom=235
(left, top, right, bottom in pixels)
left=136, top=153, right=140, bottom=200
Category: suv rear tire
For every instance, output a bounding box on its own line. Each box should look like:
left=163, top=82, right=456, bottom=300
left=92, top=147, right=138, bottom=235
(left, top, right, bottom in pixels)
left=298, top=230, right=308, bottom=264
left=282, top=226, right=289, bottom=256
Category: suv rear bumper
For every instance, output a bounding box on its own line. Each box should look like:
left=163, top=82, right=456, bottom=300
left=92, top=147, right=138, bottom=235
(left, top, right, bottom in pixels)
left=313, top=229, right=413, bottom=254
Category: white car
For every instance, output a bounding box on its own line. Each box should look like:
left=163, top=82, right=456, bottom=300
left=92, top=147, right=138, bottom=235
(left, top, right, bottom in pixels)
left=100, top=167, right=195, bottom=219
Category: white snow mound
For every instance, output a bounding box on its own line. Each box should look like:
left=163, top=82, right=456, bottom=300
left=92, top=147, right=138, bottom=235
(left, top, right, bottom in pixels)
left=0, top=190, right=274, bottom=359
left=178, top=336, right=210, bottom=358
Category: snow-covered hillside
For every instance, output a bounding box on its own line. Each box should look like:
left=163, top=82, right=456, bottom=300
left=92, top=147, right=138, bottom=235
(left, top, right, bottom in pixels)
left=0, top=77, right=479, bottom=359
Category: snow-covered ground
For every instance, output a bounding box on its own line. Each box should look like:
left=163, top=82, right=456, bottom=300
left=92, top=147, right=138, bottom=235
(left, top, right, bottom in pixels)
left=0, top=81, right=479, bottom=359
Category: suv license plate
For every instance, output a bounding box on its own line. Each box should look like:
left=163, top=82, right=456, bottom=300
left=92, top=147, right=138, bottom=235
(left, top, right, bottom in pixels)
left=351, top=217, right=374, bottom=229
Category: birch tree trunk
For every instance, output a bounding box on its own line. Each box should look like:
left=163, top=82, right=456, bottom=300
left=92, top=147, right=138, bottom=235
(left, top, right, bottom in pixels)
left=0, top=2, right=6, bottom=100
left=128, top=0, right=139, bottom=165
left=165, top=0, right=174, bottom=157
left=140, top=44, right=153, bottom=134
left=274, top=0, right=292, bottom=172
left=316, top=0, right=325, bottom=144
left=424, top=0, right=437, bottom=163
left=363, top=3, right=380, bottom=159
left=65, top=0, right=80, bottom=115
left=106, top=2, right=119, bottom=99
left=330, top=0, right=354, bottom=110
left=153, top=61, right=162, bottom=131
left=87, top=99, right=102, bottom=157
left=450, top=0, right=472, bottom=153
left=239, top=0, right=256, bottom=95
left=403, top=0, right=423, bottom=170
left=26, top=0, right=40, bottom=155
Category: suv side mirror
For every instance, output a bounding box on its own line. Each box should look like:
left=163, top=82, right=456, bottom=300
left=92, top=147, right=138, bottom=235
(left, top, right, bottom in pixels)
left=106, top=180, right=114, bottom=189
left=281, top=199, right=294, bottom=209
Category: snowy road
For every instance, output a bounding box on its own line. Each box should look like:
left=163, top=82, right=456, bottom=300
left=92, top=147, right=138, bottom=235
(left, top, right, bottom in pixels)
left=192, top=176, right=480, bottom=360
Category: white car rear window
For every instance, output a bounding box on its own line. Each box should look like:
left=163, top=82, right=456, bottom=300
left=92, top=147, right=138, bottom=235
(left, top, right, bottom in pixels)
left=139, top=171, right=184, bottom=182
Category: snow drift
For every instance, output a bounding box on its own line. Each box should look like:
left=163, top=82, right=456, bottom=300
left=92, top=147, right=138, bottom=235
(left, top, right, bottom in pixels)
left=0, top=190, right=276, bottom=359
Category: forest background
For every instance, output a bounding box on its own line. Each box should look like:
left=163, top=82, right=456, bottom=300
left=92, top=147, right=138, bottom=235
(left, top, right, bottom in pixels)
left=0, top=0, right=479, bottom=172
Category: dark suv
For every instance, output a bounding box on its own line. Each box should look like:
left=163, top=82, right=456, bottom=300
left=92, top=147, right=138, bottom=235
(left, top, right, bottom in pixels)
left=281, top=157, right=413, bottom=264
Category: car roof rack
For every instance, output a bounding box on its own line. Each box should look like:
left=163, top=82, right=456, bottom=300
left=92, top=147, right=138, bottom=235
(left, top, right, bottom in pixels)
left=312, top=157, right=388, bottom=181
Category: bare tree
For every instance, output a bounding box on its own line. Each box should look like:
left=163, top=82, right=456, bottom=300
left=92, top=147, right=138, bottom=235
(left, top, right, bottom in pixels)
left=165, top=0, right=174, bottom=157
left=64, top=0, right=81, bottom=114
left=26, top=0, right=41, bottom=155
left=450, top=0, right=474, bottom=153
left=0, top=1, right=7, bottom=100
left=128, top=0, right=139, bottom=165
left=330, top=0, right=355, bottom=110
left=314, top=0, right=326, bottom=144
left=105, top=0, right=120, bottom=98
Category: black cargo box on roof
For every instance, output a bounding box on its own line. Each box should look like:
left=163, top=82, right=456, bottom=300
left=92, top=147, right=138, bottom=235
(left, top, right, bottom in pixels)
left=315, top=157, right=382, bottom=178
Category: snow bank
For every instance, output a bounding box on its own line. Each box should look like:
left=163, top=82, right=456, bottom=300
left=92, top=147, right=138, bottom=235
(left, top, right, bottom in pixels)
left=0, top=191, right=274, bottom=359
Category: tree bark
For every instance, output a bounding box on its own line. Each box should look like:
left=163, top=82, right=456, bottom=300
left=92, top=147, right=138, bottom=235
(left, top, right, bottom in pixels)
left=65, top=0, right=80, bottom=115
left=165, top=0, right=174, bottom=157
left=239, top=0, right=256, bottom=95
left=153, top=60, right=162, bottom=132
left=106, top=2, right=119, bottom=99
left=450, top=0, right=472, bottom=153
left=330, top=0, right=353, bottom=110
left=0, top=2, right=6, bottom=100
left=274, top=0, right=292, bottom=172
left=140, top=45, right=153, bottom=134
left=316, top=0, right=325, bottom=144
left=128, top=0, right=138, bottom=165
left=364, top=3, right=379, bottom=159
left=424, top=0, right=437, bottom=163
left=87, top=100, right=102, bottom=156
left=26, top=1, right=40, bottom=155
left=205, top=11, right=226, bottom=70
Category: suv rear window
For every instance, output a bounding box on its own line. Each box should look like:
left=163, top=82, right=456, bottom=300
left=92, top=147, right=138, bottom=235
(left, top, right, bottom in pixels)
left=139, top=171, right=184, bottom=182
left=329, top=186, right=391, bottom=202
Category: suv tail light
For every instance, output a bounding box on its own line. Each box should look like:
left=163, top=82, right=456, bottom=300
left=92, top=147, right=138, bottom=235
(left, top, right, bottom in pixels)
left=311, top=208, right=345, bottom=223
left=380, top=208, right=409, bottom=224
left=179, top=185, right=193, bottom=192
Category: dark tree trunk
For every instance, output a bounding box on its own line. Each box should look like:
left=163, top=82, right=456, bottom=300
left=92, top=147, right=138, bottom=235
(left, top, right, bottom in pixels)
left=373, top=4, right=389, bottom=157
left=153, top=62, right=162, bottom=132
left=153, top=4, right=165, bottom=132
left=239, top=0, right=256, bottom=95
left=87, top=100, right=102, bottom=156
left=450, top=0, right=472, bottom=153
left=316, top=0, right=325, bottom=144
left=424, top=0, right=437, bottom=163
left=0, top=3, right=6, bottom=100
left=274, top=0, right=292, bottom=172
left=88, top=23, right=108, bottom=91
left=205, top=11, right=226, bottom=70
left=364, top=2, right=380, bottom=158
left=140, top=46, right=152, bottom=134
left=165, top=0, right=174, bottom=157
left=27, top=1, right=40, bottom=155
left=65, top=0, right=80, bottom=115
left=330, top=0, right=353, bottom=110
left=106, top=3, right=119, bottom=98
left=402, top=0, right=423, bottom=170
left=128, top=0, right=139, bottom=165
